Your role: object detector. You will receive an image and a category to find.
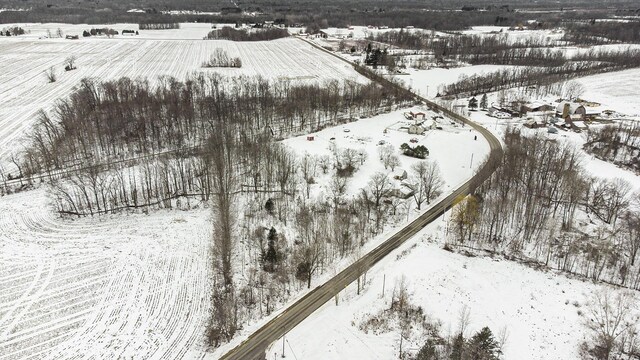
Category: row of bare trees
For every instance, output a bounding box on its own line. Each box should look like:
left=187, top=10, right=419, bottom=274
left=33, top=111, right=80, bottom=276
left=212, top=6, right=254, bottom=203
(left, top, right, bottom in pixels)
left=138, top=22, right=179, bottom=30
left=449, top=127, right=640, bottom=289
left=440, top=48, right=640, bottom=96
left=563, top=20, right=640, bottom=45
left=371, top=30, right=565, bottom=65
left=205, top=27, right=289, bottom=41
left=20, top=74, right=412, bottom=180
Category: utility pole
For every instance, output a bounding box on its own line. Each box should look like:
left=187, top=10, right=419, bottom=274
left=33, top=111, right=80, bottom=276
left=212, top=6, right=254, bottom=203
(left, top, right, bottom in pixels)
left=382, top=274, right=386, bottom=298
left=281, top=335, right=285, bottom=358
left=470, top=153, right=474, bottom=169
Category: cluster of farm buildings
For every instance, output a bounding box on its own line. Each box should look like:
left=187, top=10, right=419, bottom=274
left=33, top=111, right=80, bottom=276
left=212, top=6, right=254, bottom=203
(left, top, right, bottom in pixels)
left=485, top=98, right=619, bottom=133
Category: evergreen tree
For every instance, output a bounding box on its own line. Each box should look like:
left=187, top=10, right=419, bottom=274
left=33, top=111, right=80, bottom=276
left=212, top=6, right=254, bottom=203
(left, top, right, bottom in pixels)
left=468, top=97, right=478, bottom=111
left=480, top=94, right=488, bottom=110
left=265, top=198, right=274, bottom=215
left=416, top=339, right=439, bottom=360
left=262, top=227, right=281, bottom=272
left=468, top=327, right=501, bottom=360
left=450, top=333, right=465, bottom=360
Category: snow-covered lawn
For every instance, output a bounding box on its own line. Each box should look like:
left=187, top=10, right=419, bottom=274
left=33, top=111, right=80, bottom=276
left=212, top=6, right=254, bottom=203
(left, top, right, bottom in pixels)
left=0, top=33, right=365, bottom=167
left=267, top=218, right=626, bottom=360
left=283, top=106, right=490, bottom=197
left=0, top=189, right=212, bottom=359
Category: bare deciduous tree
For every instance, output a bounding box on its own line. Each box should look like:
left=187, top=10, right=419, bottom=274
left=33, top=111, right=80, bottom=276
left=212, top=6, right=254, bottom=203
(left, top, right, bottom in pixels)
left=581, top=290, right=639, bottom=359
left=45, top=66, right=57, bottom=83
left=367, top=172, right=392, bottom=208
left=64, top=55, right=77, bottom=71
left=378, top=144, right=395, bottom=169
left=206, top=127, right=238, bottom=290
left=411, top=160, right=444, bottom=210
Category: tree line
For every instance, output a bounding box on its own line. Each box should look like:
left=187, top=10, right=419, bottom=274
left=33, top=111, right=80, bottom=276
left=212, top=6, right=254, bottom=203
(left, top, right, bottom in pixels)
left=448, top=127, right=640, bottom=290
left=440, top=47, right=640, bottom=97
left=563, top=20, right=640, bottom=45
left=138, top=22, right=180, bottom=30
left=20, top=73, right=411, bottom=181
left=0, top=26, right=25, bottom=36
left=205, top=27, right=289, bottom=41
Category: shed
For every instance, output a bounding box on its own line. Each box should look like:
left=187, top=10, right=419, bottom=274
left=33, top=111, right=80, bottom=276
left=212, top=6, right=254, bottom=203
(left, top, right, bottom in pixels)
left=393, top=168, right=408, bottom=181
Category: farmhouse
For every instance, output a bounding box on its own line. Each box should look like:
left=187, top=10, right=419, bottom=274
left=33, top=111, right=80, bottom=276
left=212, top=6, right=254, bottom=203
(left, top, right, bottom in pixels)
left=408, top=111, right=426, bottom=120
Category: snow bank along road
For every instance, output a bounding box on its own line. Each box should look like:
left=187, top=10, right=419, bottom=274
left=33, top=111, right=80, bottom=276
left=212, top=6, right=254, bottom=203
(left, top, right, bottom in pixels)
left=218, top=37, right=505, bottom=360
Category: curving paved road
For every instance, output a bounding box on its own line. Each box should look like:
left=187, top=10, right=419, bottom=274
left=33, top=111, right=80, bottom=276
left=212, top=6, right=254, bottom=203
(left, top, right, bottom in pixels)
left=218, top=37, right=504, bottom=360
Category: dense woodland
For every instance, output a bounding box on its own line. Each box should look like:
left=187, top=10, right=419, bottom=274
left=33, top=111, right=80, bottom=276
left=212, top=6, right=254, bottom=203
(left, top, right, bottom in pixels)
left=448, top=128, right=640, bottom=292
left=563, top=20, right=640, bottom=45
left=22, top=74, right=409, bottom=178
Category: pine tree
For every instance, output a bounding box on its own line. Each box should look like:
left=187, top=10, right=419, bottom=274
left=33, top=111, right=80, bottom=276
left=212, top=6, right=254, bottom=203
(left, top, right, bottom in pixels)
left=416, top=339, right=439, bottom=360
left=480, top=94, right=488, bottom=110
left=450, top=333, right=465, bottom=360
left=468, top=327, right=501, bottom=360
left=468, top=97, right=478, bottom=111
left=265, top=198, right=274, bottom=215
left=262, top=227, right=280, bottom=272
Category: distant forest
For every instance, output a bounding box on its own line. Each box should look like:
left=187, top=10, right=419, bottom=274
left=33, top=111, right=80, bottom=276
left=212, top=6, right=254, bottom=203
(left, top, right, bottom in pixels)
left=1, top=0, right=639, bottom=31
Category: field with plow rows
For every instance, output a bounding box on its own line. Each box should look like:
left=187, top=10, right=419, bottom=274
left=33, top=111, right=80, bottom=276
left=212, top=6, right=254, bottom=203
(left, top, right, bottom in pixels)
left=0, top=35, right=366, bottom=167
left=0, top=189, right=212, bottom=359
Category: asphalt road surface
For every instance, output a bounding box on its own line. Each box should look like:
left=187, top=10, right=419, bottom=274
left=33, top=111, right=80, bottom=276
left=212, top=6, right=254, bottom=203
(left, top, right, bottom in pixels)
left=218, top=38, right=504, bottom=360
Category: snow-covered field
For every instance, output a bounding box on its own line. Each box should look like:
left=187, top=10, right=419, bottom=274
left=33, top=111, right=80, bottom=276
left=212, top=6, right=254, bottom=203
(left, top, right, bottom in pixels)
left=575, top=68, right=640, bottom=116
left=267, top=216, right=629, bottom=360
left=0, top=29, right=365, bottom=166
left=0, top=189, right=212, bottom=359
left=395, top=65, right=520, bottom=98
